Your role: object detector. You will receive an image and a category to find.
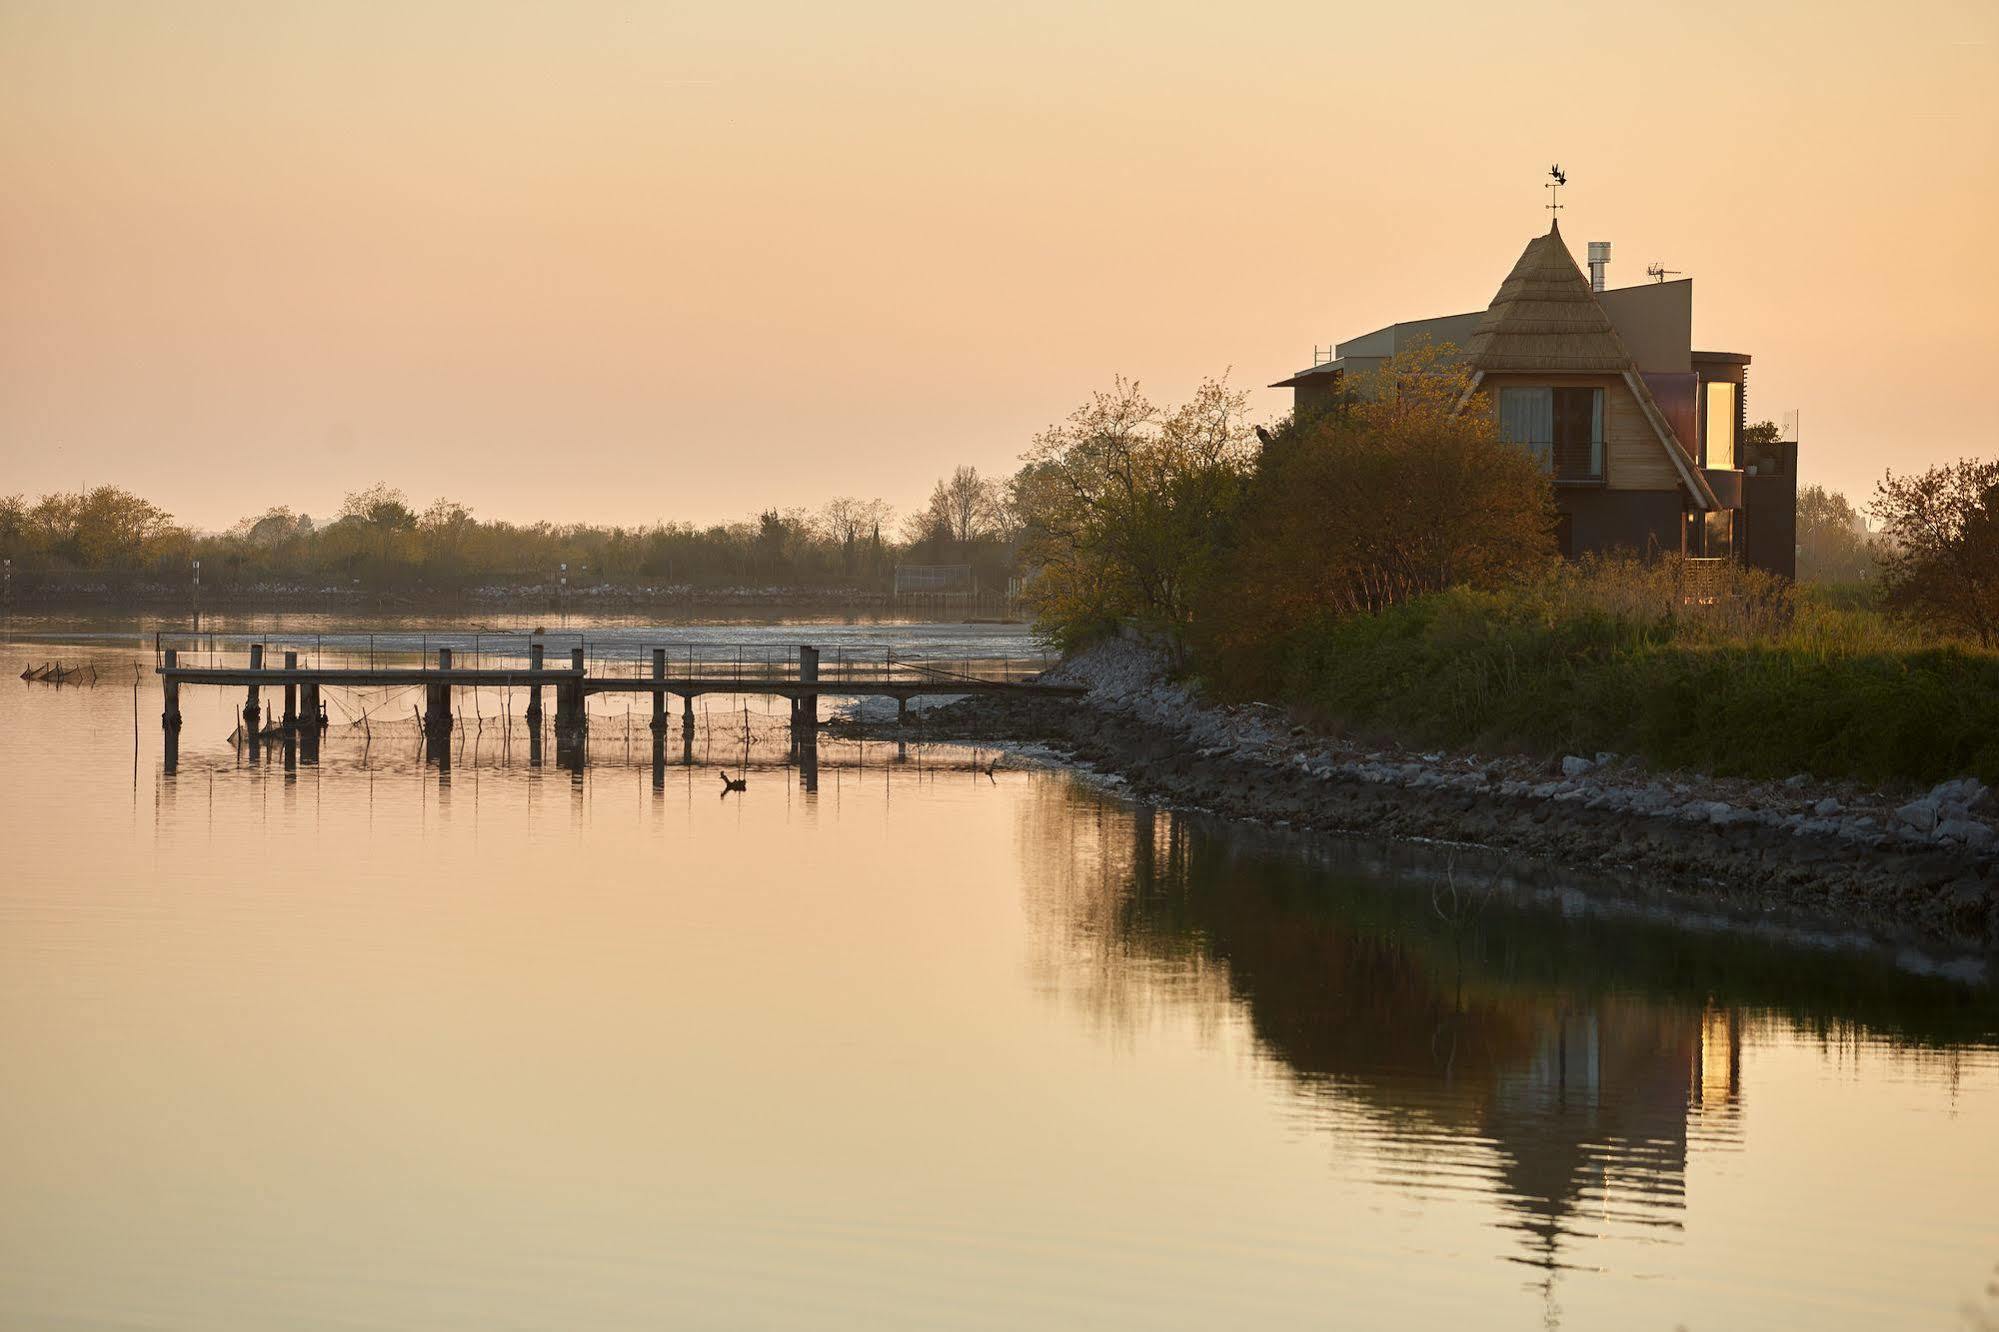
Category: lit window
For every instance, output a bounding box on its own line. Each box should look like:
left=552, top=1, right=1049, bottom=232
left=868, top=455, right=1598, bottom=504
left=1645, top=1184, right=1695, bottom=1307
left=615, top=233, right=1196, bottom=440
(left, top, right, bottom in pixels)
left=1705, top=381, right=1738, bottom=471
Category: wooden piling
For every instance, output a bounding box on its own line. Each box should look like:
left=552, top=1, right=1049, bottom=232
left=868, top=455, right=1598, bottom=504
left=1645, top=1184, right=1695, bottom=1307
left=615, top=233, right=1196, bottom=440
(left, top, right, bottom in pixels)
left=651, top=647, right=666, bottom=732
left=798, top=644, right=820, bottom=732
left=526, top=642, right=544, bottom=724
left=161, top=648, right=181, bottom=730
left=427, top=647, right=453, bottom=734
left=556, top=646, right=584, bottom=731
left=282, top=650, right=299, bottom=729
left=245, top=643, right=264, bottom=729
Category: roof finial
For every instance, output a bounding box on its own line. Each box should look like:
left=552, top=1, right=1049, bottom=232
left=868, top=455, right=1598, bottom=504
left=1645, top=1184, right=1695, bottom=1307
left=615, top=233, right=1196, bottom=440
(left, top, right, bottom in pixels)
left=1545, top=163, right=1566, bottom=229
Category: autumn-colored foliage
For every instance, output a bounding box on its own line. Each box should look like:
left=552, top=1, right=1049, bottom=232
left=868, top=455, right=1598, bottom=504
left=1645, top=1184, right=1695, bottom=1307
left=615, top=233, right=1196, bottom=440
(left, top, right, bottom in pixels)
left=1191, top=347, right=1557, bottom=691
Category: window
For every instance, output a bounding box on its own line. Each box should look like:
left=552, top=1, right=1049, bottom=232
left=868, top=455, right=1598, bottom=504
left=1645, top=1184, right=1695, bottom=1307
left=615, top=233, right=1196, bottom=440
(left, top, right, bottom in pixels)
left=1704, top=381, right=1738, bottom=470
left=1684, top=508, right=1736, bottom=558
left=1499, top=386, right=1603, bottom=482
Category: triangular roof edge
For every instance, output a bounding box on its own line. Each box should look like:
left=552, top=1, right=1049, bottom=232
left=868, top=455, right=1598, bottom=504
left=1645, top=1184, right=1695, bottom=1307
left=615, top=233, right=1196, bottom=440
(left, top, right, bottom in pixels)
left=1468, top=226, right=1717, bottom=510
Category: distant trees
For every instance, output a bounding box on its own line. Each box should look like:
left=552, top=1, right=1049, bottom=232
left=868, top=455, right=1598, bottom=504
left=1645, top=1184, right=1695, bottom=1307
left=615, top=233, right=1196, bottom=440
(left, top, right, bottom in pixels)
left=0, top=486, right=182, bottom=570
left=0, top=479, right=940, bottom=596
left=1795, top=484, right=1876, bottom=584
left=1872, top=458, right=1999, bottom=646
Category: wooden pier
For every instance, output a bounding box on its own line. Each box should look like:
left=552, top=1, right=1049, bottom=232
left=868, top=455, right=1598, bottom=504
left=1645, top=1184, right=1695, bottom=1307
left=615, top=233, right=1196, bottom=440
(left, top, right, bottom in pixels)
left=156, top=639, right=1079, bottom=742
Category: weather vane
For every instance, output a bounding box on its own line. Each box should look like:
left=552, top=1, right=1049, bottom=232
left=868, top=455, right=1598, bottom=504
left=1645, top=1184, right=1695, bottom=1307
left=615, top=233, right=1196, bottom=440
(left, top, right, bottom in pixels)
left=1545, top=163, right=1567, bottom=212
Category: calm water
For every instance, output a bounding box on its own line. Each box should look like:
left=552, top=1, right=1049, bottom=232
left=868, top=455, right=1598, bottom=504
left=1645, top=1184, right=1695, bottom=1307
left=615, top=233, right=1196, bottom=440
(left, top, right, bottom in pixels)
left=4, top=622, right=1999, bottom=1330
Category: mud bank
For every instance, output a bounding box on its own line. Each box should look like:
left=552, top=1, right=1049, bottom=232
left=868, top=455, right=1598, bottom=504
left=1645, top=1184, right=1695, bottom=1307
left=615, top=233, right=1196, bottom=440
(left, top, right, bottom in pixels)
left=838, top=640, right=1999, bottom=951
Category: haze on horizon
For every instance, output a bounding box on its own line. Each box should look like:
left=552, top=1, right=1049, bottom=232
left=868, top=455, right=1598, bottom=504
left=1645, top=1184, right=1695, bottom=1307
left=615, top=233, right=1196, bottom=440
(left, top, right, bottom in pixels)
left=2, top=0, right=1994, bottom=534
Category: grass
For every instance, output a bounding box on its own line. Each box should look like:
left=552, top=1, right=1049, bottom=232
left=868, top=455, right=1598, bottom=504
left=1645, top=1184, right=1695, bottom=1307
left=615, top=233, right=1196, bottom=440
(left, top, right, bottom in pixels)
left=1251, top=560, right=1999, bottom=787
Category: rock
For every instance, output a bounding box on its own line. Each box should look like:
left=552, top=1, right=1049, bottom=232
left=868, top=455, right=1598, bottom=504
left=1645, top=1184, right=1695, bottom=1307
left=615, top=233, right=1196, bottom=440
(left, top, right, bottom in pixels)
left=1935, top=819, right=1996, bottom=848
left=1783, top=773, right=1811, bottom=789
left=1595, top=751, right=1617, bottom=767
left=1897, top=798, right=1941, bottom=833
left=1930, top=777, right=1988, bottom=809
left=1813, top=797, right=1842, bottom=818
left=1561, top=755, right=1594, bottom=778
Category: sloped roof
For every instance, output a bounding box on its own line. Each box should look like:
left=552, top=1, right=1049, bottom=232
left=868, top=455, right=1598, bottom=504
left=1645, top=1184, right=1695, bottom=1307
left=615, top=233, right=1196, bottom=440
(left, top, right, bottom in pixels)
left=1461, top=222, right=1719, bottom=509
left=1462, top=222, right=1634, bottom=373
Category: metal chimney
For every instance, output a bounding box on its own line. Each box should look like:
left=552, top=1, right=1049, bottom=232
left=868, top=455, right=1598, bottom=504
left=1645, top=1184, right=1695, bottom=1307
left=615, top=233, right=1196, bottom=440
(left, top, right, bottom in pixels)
left=1587, top=241, right=1611, bottom=292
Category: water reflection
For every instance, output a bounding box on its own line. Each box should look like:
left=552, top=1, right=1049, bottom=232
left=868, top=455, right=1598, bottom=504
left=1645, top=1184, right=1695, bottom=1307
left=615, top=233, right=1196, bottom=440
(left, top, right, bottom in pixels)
left=1019, top=791, right=1998, bottom=1300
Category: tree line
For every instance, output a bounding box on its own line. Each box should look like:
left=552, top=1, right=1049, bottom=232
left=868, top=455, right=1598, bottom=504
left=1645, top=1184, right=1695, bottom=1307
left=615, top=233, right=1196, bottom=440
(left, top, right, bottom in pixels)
left=0, top=466, right=1020, bottom=593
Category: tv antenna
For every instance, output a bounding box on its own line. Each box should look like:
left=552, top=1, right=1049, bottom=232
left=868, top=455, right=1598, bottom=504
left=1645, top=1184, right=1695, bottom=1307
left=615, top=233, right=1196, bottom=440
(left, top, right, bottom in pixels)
left=1545, top=164, right=1567, bottom=212
left=1646, top=263, right=1682, bottom=283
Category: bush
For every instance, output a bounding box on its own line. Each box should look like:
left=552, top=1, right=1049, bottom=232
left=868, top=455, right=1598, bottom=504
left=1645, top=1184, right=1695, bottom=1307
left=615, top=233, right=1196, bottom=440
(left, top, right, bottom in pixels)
left=1258, top=561, right=1999, bottom=785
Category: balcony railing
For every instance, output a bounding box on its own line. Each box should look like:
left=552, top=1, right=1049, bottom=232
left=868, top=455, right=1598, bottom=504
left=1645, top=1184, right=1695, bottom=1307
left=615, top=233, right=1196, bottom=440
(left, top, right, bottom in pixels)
left=1522, top=438, right=1604, bottom=484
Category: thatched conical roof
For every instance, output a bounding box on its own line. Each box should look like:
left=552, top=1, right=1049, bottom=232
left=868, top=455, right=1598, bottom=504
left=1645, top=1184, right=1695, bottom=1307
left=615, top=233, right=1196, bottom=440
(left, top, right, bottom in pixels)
left=1463, top=222, right=1634, bottom=373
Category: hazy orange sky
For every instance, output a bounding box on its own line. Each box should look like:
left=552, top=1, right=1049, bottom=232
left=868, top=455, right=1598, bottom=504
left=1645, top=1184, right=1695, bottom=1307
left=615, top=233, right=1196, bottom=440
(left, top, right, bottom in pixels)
left=3, top=0, right=1995, bottom=532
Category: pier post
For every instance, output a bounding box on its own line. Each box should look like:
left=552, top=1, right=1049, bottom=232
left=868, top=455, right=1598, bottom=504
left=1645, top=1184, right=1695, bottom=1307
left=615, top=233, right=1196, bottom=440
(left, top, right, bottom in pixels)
left=282, top=651, right=298, bottom=730
left=427, top=647, right=453, bottom=734
left=161, top=649, right=182, bottom=730
left=797, top=645, right=819, bottom=732
left=555, top=646, right=584, bottom=731
left=244, top=643, right=264, bottom=731
left=300, top=679, right=321, bottom=735
left=897, top=695, right=908, bottom=729
left=526, top=642, right=544, bottom=725
left=651, top=647, right=666, bottom=733
left=682, top=692, right=694, bottom=732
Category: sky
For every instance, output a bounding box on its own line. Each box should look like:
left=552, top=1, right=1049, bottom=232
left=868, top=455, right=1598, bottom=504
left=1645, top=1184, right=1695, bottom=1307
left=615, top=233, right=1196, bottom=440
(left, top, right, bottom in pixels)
left=2, top=0, right=1995, bottom=533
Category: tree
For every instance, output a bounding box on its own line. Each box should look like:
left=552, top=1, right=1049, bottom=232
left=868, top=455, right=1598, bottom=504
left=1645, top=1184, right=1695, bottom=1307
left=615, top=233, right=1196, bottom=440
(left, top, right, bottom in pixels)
left=1871, top=458, right=1999, bottom=646
left=923, top=465, right=1005, bottom=545
left=1795, top=484, right=1875, bottom=583
left=1194, top=346, right=1557, bottom=689
left=819, top=496, right=895, bottom=575
left=338, top=483, right=416, bottom=532
left=1013, top=375, right=1257, bottom=646
left=237, top=507, right=315, bottom=546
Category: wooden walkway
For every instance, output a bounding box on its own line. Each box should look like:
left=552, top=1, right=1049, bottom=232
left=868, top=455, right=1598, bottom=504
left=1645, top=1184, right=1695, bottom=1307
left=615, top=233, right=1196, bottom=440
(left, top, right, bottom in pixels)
left=156, top=639, right=1079, bottom=738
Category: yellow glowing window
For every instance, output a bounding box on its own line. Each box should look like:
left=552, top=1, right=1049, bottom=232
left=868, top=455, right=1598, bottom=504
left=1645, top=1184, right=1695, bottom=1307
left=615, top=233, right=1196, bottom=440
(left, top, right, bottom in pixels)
left=1705, top=381, right=1738, bottom=471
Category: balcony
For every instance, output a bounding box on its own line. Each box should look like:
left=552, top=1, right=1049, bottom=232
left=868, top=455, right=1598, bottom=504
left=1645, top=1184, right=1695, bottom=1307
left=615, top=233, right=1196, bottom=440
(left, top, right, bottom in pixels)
left=1522, top=438, right=1604, bottom=485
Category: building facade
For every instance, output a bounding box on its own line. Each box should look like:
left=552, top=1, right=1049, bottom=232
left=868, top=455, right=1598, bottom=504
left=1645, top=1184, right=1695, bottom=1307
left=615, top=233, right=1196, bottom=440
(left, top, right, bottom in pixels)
left=1273, top=223, right=1797, bottom=578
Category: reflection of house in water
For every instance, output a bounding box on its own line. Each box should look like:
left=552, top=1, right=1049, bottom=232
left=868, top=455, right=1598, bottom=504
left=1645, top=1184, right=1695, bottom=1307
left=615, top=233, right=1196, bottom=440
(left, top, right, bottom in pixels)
left=1019, top=798, right=1749, bottom=1280
left=1483, top=1002, right=1742, bottom=1272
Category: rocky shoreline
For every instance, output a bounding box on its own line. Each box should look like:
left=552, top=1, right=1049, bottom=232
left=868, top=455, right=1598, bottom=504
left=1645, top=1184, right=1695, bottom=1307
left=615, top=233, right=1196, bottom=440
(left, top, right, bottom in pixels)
left=837, top=640, right=1999, bottom=952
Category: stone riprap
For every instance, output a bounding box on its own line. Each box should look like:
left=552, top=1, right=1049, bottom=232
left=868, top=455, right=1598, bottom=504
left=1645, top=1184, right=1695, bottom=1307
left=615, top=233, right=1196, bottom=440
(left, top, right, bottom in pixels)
left=847, top=638, right=1999, bottom=950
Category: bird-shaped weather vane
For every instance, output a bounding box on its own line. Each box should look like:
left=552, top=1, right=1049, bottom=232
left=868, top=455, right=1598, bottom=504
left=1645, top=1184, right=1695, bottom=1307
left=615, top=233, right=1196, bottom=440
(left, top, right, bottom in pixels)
left=1545, top=164, right=1567, bottom=212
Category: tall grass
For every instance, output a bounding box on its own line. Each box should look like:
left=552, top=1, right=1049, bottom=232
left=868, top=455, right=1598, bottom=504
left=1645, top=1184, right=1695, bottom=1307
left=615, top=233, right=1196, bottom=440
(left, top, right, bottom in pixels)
left=1256, top=558, right=1999, bottom=786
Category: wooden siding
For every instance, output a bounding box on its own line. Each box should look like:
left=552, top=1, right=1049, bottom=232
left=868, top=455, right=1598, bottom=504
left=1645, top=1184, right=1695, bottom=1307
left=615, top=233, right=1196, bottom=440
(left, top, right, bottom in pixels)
left=1476, top=373, right=1681, bottom=493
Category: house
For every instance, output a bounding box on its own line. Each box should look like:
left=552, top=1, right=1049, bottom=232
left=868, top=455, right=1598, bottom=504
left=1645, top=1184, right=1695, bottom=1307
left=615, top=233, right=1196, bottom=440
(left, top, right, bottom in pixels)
left=1273, top=222, right=1798, bottom=578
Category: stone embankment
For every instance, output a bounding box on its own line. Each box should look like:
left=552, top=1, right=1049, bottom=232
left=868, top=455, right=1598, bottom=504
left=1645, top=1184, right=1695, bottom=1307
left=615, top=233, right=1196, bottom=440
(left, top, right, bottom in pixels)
left=879, top=639, right=1999, bottom=950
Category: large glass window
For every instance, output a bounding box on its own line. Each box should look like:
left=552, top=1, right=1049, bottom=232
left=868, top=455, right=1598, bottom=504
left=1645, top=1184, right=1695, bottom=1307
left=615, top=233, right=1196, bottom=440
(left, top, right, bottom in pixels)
left=1705, top=381, right=1738, bottom=470
left=1498, top=386, right=1602, bottom=481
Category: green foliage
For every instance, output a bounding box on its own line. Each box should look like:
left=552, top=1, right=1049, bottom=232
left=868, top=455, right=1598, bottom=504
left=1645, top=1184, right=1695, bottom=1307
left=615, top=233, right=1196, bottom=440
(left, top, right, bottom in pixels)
left=1262, top=564, right=1999, bottom=785
left=1013, top=376, right=1256, bottom=649
left=1872, top=457, right=1999, bottom=646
